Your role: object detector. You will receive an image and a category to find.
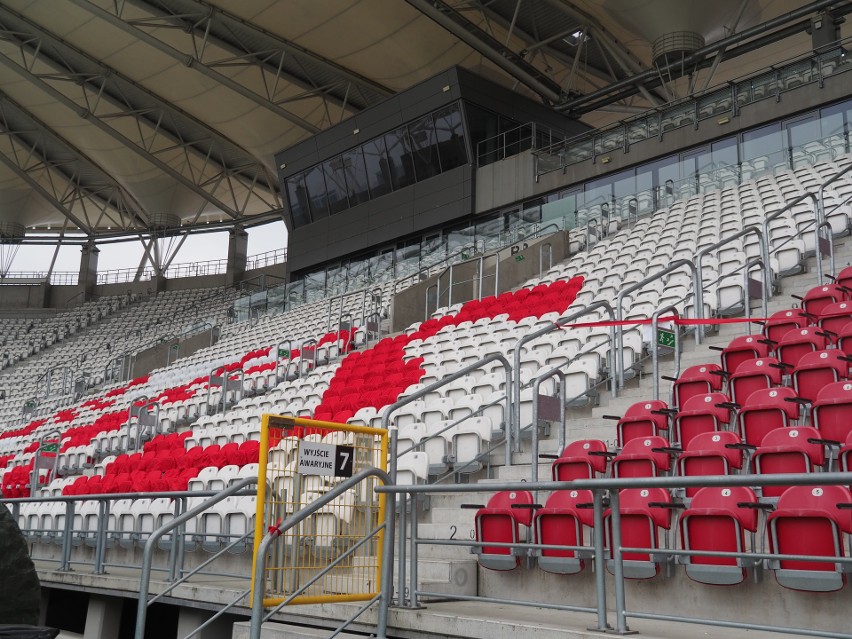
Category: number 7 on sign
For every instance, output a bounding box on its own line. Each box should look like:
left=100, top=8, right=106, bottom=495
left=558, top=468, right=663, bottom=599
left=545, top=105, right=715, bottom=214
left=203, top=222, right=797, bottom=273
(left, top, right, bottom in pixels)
left=334, top=445, right=355, bottom=477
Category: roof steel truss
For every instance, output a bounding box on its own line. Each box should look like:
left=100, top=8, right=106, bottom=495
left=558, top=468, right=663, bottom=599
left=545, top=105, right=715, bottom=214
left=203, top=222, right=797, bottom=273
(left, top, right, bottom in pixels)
left=0, top=5, right=280, bottom=224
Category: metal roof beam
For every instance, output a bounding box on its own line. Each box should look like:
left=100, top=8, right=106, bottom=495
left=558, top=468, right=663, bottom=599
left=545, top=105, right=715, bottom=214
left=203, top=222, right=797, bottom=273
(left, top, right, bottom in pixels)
left=0, top=5, right=280, bottom=220
left=0, top=91, right=150, bottom=230
left=405, top=0, right=565, bottom=104
left=68, top=0, right=323, bottom=134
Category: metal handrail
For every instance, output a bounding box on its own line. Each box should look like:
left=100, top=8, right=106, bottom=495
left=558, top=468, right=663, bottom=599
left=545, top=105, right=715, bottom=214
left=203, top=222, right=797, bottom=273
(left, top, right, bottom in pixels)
left=512, top=301, right=617, bottom=455
left=650, top=305, right=682, bottom=401
left=249, top=466, right=395, bottom=639
left=133, top=477, right=260, bottom=639
left=381, top=352, right=513, bottom=466
left=378, top=470, right=852, bottom=639
left=818, top=160, right=852, bottom=277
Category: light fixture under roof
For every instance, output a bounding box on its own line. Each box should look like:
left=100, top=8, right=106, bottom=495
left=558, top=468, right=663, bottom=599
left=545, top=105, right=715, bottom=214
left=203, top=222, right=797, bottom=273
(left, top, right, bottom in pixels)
left=562, top=30, right=584, bottom=46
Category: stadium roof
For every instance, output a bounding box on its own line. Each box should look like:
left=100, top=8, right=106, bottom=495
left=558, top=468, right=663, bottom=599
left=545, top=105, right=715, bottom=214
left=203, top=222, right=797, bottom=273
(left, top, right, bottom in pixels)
left=0, top=0, right=844, bottom=242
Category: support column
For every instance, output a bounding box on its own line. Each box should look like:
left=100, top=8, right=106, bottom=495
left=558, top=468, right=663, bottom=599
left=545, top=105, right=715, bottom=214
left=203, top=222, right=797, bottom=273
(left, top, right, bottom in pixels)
left=177, top=607, right=221, bottom=639
left=78, top=240, right=99, bottom=301
left=83, top=595, right=122, bottom=639
left=226, top=225, right=248, bottom=286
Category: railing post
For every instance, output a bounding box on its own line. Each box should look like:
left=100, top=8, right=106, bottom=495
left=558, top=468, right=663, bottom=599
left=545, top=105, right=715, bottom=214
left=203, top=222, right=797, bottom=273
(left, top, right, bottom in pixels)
left=376, top=433, right=398, bottom=639
left=58, top=500, right=75, bottom=572
left=591, top=490, right=609, bottom=632
left=609, top=490, right=630, bottom=634
left=94, top=499, right=109, bottom=575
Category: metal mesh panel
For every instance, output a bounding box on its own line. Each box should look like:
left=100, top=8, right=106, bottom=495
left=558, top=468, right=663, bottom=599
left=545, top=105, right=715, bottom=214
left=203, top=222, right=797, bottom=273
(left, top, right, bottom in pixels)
left=254, top=415, right=388, bottom=606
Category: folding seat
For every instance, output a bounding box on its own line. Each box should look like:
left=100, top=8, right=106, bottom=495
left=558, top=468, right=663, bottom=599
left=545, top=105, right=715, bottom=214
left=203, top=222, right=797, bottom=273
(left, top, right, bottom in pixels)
left=811, top=381, right=852, bottom=443
left=605, top=488, right=673, bottom=579
left=678, top=486, right=760, bottom=585
left=548, top=439, right=611, bottom=481
left=422, top=420, right=454, bottom=475
left=801, top=284, right=847, bottom=318
left=470, top=490, right=534, bottom=571
left=676, top=432, right=745, bottom=498
left=395, top=451, right=428, bottom=488
left=817, top=301, right=852, bottom=341
left=777, top=327, right=830, bottom=368
left=715, top=335, right=771, bottom=375
left=609, top=400, right=671, bottom=448
left=612, top=436, right=675, bottom=479
left=792, top=350, right=851, bottom=403
left=673, top=392, right=733, bottom=447
left=728, top=357, right=784, bottom=406
left=451, top=417, right=492, bottom=474
left=533, top=489, right=595, bottom=575
left=836, top=265, right=852, bottom=291
left=670, top=364, right=724, bottom=409
left=737, top=386, right=804, bottom=446
left=767, top=485, right=852, bottom=592
left=761, top=308, right=811, bottom=346
left=836, top=322, right=852, bottom=358
left=752, top=427, right=827, bottom=498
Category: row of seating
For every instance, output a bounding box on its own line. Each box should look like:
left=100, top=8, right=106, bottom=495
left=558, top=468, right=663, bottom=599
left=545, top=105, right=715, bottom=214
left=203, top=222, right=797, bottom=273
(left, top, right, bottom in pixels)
left=473, top=484, right=852, bottom=592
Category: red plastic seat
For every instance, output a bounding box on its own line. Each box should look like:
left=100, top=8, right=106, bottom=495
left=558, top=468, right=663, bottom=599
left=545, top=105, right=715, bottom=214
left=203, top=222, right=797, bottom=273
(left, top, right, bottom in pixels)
left=551, top=439, right=610, bottom=481
left=473, top=490, right=534, bottom=571
left=679, top=486, right=759, bottom=585
left=737, top=387, right=803, bottom=446
left=791, top=350, right=850, bottom=403
left=676, top=431, right=745, bottom=498
left=777, top=327, right=829, bottom=368
left=533, top=489, right=595, bottom=575
left=817, top=301, right=852, bottom=341
left=812, top=381, right=852, bottom=443
left=837, top=322, right=852, bottom=358
left=762, top=309, right=811, bottom=346
left=836, top=265, right=852, bottom=291
left=613, top=400, right=670, bottom=447
left=612, top=436, right=673, bottom=478
left=672, top=364, right=724, bottom=408
left=728, top=357, right=784, bottom=406
left=752, top=427, right=826, bottom=498
left=719, top=335, right=771, bottom=375
left=673, top=392, right=733, bottom=447
left=767, top=485, right=852, bottom=592
left=802, top=283, right=848, bottom=317
left=839, top=431, right=852, bottom=472
left=605, top=488, right=673, bottom=579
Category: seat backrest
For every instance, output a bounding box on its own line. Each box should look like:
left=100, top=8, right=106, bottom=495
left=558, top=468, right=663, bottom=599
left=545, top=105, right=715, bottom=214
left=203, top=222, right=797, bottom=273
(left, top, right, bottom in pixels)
left=740, top=386, right=801, bottom=419
left=803, top=283, right=847, bottom=316
left=682, top=431, right=743, bottom=469
left=690, top=486, right=758, bottom=528
left=618, top=488, right=672, bottom=529
left=758, top=426, right=825, bottom=465
left=722, top=335, right=770, bottom=373
left=615, top=436, right=672, bottom=475
left=774, top=485, right=852, bottom=533
left=487, top=490, right=535, bottom=527
left=558, top=439, right=609, bottom=475
left=678, top=392, right=732, bottom=423
left=543, top=489, right=596, bottom=528
left=778, top=327, right=829, bottom=366
left=674, top=364, right=724, bottom=406
left=764, top=308, right=810, bottom=344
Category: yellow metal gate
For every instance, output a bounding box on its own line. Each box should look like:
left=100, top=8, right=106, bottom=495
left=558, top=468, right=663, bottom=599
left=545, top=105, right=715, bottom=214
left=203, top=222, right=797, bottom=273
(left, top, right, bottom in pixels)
left=252, top=415, right=388, bottom=606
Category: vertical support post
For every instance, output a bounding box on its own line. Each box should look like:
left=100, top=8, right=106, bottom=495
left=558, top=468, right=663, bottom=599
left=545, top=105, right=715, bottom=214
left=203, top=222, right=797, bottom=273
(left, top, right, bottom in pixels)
left=591, top=490, right=609, bottom=632
left=610, top=490, right=630, bottom=634
left=94, top=500, right=109, bottom=575
left=408, top=495, right=420, bottom=608
left=397, top=494, right=408, bottom=608
left=376, top=431, right=398, bottom=639
left=59, top=501, right=75, bottom=572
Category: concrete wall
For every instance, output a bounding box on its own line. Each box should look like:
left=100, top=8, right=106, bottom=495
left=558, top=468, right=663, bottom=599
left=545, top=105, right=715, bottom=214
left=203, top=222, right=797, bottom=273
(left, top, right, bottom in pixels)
left=476, top=66, right=852, bottom=214
left=131, top=326, right=219, bottom=378
left=0, top=283, right=49, bottom=309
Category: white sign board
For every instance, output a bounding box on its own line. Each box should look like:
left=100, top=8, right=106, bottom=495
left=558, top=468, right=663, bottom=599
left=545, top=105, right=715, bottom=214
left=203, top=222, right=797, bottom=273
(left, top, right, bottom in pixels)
left=297, top=440, right=354, bottom=478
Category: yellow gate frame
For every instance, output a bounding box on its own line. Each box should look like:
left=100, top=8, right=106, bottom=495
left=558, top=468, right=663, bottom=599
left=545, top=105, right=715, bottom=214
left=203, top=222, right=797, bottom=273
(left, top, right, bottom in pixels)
left=252, top=414, right=388, bottom=607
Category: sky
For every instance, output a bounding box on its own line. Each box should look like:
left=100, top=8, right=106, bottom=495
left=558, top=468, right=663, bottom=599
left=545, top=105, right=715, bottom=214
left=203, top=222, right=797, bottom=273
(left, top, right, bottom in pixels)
left=5, top=220, right=288, bottom=277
